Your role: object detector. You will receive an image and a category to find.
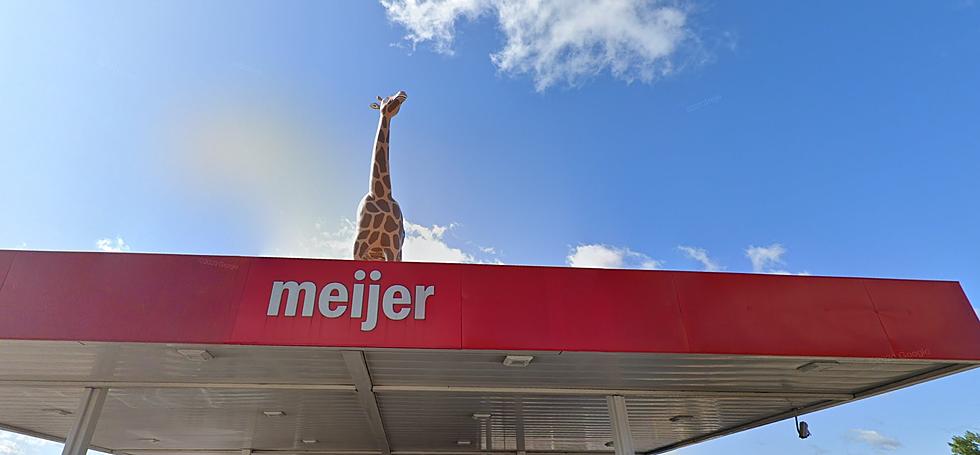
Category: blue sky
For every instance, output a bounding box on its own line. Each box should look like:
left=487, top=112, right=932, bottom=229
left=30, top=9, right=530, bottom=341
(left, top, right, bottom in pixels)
left=1, top=1, right=978, bottom=454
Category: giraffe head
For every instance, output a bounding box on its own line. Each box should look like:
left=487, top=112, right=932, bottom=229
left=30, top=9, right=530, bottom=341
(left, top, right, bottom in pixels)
left=369, top=90, right=408, bottom=118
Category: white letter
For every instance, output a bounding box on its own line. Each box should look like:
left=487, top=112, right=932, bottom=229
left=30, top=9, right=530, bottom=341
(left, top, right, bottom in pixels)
left=383, top=285, right=411, bottom=320
left=318, top=283, right=348, bottom=318
left=361, top=284, right=381, bottom=331
left=267, top=281, right=317, bottom=317
left=414, top=285, right=435, bottom=320
left=351, top=283, right=364, bottom=318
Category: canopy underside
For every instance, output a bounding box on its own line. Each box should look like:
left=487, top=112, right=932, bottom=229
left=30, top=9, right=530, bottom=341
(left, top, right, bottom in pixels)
left=0, top=341, right=972, bottom=455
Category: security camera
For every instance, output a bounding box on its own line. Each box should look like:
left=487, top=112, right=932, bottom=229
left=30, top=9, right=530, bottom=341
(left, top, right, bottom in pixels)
left=796, top=418, right=811, bottom=439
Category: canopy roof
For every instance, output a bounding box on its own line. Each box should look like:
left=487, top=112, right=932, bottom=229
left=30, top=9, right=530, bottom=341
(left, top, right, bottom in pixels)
left=0, top=250, right=978, bottom=454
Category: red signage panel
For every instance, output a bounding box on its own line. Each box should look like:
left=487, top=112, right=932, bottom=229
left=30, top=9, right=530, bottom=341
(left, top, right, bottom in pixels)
left=230, top=258, right=462, bottom=349
left=674, top=273, right=896, bottom=358
left=865, top=279, right=980, bottom=360
left=0, top=250, right=978, bottom=361
left=0, top=251, right=249, bottom=344
left=460, top=265, right=690, bottom=353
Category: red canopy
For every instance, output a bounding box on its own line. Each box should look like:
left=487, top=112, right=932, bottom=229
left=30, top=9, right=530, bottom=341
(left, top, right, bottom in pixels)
left=0, top=250, right=977, bottom=455
left=1, top=250, right=977, bottom=360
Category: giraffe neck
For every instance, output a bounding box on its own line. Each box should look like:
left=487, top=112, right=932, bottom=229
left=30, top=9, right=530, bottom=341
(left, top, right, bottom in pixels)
left=370, top=114, right=392, bottom=198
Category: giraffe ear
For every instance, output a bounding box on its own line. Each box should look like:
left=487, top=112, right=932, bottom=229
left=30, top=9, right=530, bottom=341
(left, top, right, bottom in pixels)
left=369, top=102, right=380, bottom=110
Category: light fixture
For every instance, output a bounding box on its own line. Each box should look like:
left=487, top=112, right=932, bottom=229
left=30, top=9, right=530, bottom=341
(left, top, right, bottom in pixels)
left=456, top=440, right=472, bottom=446
left=263, top=410, right=286, bottom=417
left=176, top=349, right=214, bottom=362
left=301, top=439, right=318, bottom=444
left=796, top=360, right=839, bottom=373
left=669, top=415, right=695, bottom=423
left=502, top=355, right=534, bottom=367
left=471, top=413, right=491, bottom=420
left=795, top=415, right=811, bottom=439
left=137, top=438, right=160, bottom=444
left=42, top=408, right=73, bottom=416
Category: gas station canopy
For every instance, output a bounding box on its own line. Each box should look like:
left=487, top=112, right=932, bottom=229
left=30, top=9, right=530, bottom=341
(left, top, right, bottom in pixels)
left=0, top=250, right=978, bottom=455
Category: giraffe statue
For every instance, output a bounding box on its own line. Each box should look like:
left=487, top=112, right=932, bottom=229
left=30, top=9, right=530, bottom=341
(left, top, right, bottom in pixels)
left=353, top=90, right=408, bottom=261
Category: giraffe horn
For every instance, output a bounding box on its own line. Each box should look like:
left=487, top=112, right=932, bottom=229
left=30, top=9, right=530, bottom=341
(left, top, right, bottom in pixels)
left=377, top=95, right=383, bottom=102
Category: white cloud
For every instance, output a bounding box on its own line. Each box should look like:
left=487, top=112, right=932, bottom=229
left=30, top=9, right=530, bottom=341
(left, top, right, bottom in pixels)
left=567, top=244, right=662, bottom=269
left=265, top=218, right=499, bottom=264
left=745, top=243, right=785, bottom=273
left=381, top=0, right=695, bottom=90
left=850, top=429, right=902, bottom=451
left=677, top=245, right=722, bottom=271
left=0, top=431, right=55, bottom=455
left=767, top=269, right=811, bottom=276
left=405, top=222, right=481, bottom=263
left=381, top=0, right=487, bottom=54
left=96, top=237, right=130, bottom=252
left=302, top=219, right=359, bottom=259
left=744, top=243, right=810, bottom=275
left=0, top=439, right=18, bottom=455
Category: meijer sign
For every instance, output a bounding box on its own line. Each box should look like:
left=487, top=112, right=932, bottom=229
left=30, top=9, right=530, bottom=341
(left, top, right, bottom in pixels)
left=266, top=269, right=435, bottom=332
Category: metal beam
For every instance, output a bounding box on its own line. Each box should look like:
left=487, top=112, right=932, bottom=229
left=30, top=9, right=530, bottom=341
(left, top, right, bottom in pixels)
left=371, top=385, right=853, bottom=401
left=62, top=387, right=108, bottom=455
left=606, top=396, right=634, bottom=455
left=342, top=351, right=392, bottom=455
left=0, top=379, right=850, bottom=401
left=0, top=380, right=355, bottom=391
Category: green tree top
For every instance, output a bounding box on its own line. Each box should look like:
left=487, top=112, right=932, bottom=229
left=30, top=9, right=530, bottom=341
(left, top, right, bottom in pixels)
left=951, top=431, right=980, bottom=455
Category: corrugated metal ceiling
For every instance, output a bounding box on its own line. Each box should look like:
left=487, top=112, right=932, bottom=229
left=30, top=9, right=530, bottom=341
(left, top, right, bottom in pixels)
left=0, top=341, right=970, bottom=454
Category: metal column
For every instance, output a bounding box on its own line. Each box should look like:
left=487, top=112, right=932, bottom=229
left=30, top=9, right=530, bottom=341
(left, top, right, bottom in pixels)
left=515, top=399, right=526, bottom=455
left=484, top=417, right=493, bottom=451
left=62, top=388, right=108, bottom=455
left=607, top=395, right=635, bottom=455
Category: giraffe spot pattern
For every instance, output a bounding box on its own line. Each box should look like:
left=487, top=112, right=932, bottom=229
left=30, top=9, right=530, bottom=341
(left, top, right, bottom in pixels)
left=354, top=96, right=406, bottom=262
left=384, top=217, right=398, bottom=232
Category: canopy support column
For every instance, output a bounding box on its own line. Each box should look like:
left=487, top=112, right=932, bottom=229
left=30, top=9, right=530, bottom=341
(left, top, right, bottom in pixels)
left=484, top=417, right=493, bottom=451
left=515, top=399, right=526, bottom=454
left=62, top=387, right=107, bottom=455
left=607, top=395, right=635, bottom=455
